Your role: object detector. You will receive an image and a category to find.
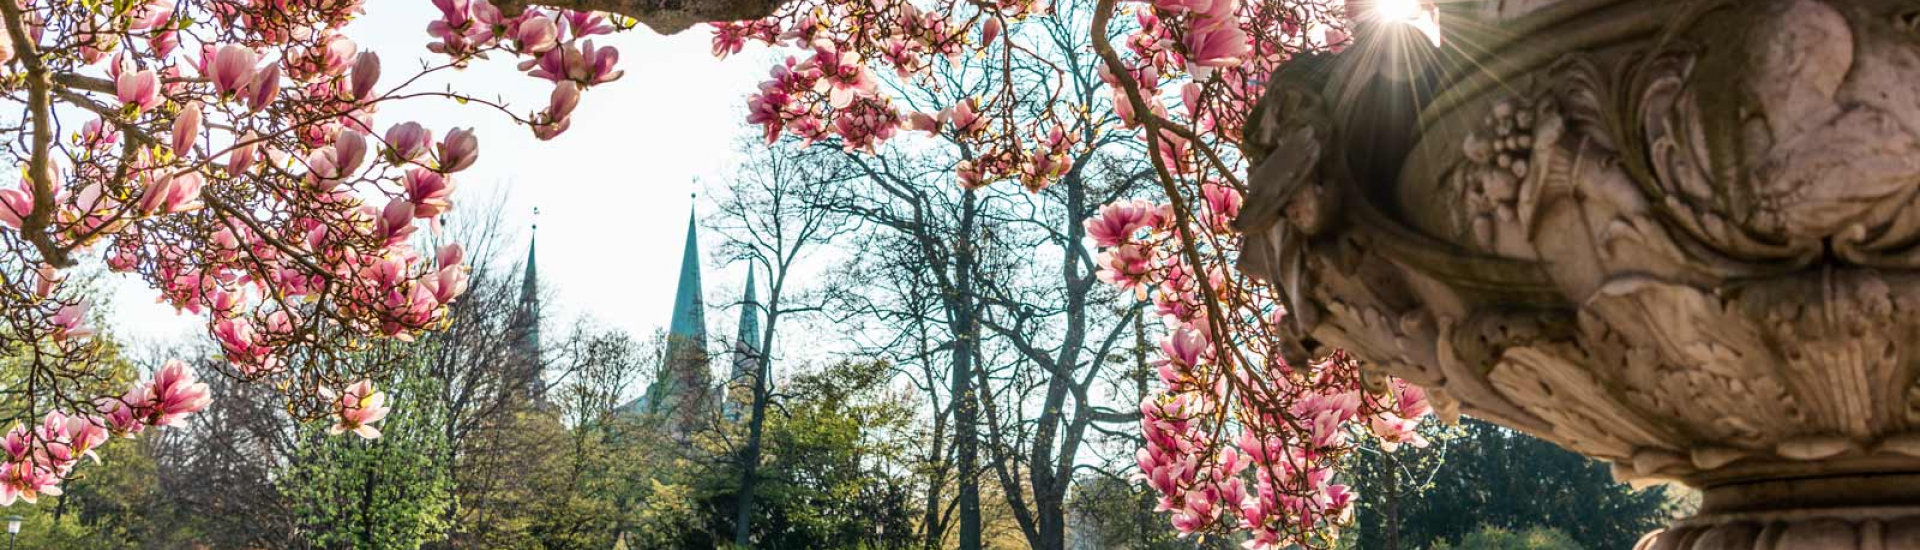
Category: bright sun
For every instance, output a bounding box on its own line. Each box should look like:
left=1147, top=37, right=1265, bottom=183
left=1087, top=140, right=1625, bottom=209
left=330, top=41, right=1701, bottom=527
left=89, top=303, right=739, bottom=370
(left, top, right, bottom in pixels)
left=1371, top=0, right=1425, bottom=23
left=1368, top=0, right=1444, bottom=47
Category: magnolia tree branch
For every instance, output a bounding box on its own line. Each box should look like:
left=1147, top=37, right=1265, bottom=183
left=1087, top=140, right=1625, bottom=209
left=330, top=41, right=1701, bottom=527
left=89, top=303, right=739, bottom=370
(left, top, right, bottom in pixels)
left=0, top=0, right=69, bottom=267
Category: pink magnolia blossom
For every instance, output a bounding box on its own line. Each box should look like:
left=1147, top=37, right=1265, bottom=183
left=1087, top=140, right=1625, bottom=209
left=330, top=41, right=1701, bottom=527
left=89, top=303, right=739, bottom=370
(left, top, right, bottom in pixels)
left=563, top=10, right=615, bottom=37
left=214, top=319, right=278, bottom=374
left=80, top=118, right=119, bottom=150
left=423, top=263, right=470, bottom=304
left=403, top=168, right=455, bottom=218
left=385, top=122, right=434, bottom=163
left=1096, top=244, right=1155, bottom=297
left=139, top=361, right=213, bottom=428
left=427, top=0, right=481, bottom=56
left=209, top=45, right=258, bottom=96
left=149, top=28, right=179, bottom=57
left=436, top=127, right=479, bottom=173
left=322, top=380, right=391, bottom=439
left=944, top=98, right=984, bottom=138
left=831, top=97, right=899, bottom=152
left=306, top=130, right=369, bottom=189
left=807, top=41, right=876, bottom=109
left=374, top=199, right=418, bottom=245
left=171, top=103, right=202, bottom=155
left=1157, top=327, right=1209, bottom=382
left=710, top=21, right=752, bottom=58
left=97, top=397, right=143, bottom=436
left=879, top=38, right=924, bottom=78
left=245, top=63, right=282, bottom=112
left=1183, top=21, right=1251, bottom=79
left=522, top=40, right=623, bottom=86
left=1201, top=182, right=1241, bottom=229
left=140, top=172, right=204, bottom=216
left=0, top=460, right=61, bottom=506
left=512, top=14, right=559, bottom=54
left=291, top=33, right=358, bottom=79
left=746, top=83, right=799, bottom=143
left=227, top=132, right=261, bottom=177
left=51, top=301, right=93, bottom=340
left=54, top=414, right=109, bottom=465
left=350, top=52, right=381, bottom=101
left=1085, top=199, right=1160, bottom=247
left=116, top=69, right=162, bottom=112
left=906, top=111, right=941, bottom=134
left=1, top=184, right=36, bottom=227
left=533, top=81, right=581, bottom=140
left=129, top=0, right=173, bottom=31
left=437, top=243, right=465, bottom=269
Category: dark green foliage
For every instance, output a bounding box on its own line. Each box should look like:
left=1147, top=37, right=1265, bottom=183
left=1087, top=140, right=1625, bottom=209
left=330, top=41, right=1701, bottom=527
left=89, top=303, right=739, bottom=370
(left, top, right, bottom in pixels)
left=699, top=360, right=918, bottom=549
left=1350, top=419, right=1671, bottom=550
left=1430, top=526, right=1584, bottom=550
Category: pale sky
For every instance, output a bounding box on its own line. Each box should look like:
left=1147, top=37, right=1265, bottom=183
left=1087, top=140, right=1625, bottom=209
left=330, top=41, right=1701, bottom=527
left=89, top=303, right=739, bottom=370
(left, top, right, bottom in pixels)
left=111, top=4, right=773, bottom=349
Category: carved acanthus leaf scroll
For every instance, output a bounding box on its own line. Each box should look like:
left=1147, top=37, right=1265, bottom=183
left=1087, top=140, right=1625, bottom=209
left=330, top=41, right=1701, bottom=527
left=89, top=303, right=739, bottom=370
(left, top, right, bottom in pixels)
left=1240, top=0, right=1920, bottom=493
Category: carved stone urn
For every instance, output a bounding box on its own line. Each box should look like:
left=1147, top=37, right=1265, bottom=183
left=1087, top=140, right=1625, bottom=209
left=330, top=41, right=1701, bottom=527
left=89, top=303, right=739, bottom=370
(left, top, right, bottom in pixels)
left=1234, top=0, right=1920, bottom=547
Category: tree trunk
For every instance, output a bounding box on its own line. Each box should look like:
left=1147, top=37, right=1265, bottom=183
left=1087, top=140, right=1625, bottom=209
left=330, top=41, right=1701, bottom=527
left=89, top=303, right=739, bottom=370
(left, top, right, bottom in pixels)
left=1133, top=309, right=1155, bottom=548
left=362, top=442, right=382, bottom=549
left=1386, top=452, right=1399, bottom=550
left=953, top=188, right=982, bottom=550
left=732, top=346, right=769, bottom=547
left=920, top=402, right=949, bottom=550
left=1035, top=492, right=1065, bottom=550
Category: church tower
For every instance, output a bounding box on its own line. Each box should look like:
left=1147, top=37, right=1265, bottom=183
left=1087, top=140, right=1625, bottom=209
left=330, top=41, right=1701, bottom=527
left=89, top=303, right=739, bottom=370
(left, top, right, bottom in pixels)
left=510, top=219, right=547, bottom=402
left=644, top=207, right=713, bottom=432
left=724, top=265, right=762, bottom=422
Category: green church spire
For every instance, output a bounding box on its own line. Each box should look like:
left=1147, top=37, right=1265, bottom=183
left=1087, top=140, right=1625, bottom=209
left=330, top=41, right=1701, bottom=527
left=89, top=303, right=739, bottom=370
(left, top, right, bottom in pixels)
left=668, top=208, right=707, bottom=343
left=724, top=264, right=761, bottom=421
left=513, top=215, right=545, bottom=401
left=733, top=263, right=761, bottom=377
left=646, top=204, right=713, bottom=424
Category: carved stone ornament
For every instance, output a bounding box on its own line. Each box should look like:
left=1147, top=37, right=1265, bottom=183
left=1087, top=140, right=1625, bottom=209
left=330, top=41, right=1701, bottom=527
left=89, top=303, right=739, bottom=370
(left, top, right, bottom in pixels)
left=1235, top=0, right=1920, bottom=547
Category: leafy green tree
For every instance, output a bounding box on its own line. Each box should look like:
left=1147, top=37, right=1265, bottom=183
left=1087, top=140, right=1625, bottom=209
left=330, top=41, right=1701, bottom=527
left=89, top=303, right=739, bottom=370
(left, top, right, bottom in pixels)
left=1350, top=419, right=1670, bottom=550
left=283, top=364, right=455, bottom=550
left=695, top=360, right=917, bottom=549
left=0, top=437, right=172, bottom=549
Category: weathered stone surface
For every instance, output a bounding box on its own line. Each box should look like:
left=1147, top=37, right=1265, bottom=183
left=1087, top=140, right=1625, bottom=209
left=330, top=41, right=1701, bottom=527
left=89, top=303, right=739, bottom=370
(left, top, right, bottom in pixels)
left=511, top=0, right=781, bottom=34
left=1238, top=0, right=1920, bottom=547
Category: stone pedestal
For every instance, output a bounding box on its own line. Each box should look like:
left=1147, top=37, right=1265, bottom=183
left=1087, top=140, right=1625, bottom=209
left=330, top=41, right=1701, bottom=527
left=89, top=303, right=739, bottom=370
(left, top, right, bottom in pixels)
left=1234, top=1, right=1920, bottom=547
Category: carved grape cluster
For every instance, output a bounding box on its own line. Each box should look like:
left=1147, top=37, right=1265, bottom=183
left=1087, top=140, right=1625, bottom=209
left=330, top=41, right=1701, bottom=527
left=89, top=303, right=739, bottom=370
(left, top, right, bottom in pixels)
left=1453, top=97, right=1542, bottom=246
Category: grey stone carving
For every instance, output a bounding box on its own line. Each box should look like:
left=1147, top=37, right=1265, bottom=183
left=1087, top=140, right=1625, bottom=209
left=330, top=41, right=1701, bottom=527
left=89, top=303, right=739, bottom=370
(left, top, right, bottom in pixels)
left=1236, top=0, right=1920, bottom=546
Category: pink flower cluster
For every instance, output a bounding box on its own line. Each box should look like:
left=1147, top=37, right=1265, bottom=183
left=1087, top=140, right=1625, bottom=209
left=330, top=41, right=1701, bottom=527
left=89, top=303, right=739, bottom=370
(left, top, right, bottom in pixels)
left=427, top=0, right=624, bottom=140
left=1088, top=184, right=1433, bottom=547
left=717, top=1, right=1008, bottom=159
left=1104, top=0, right=1355, bottom=151
left=0, top=0, right=632, bottom=505
left=4, top=362, right=211, bottom=505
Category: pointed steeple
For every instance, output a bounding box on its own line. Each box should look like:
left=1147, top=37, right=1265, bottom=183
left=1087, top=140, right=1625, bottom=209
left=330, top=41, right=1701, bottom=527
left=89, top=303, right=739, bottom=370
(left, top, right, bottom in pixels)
left=724, top=264, right=762, bottom=422
left=732, top=264, right=761, bottom=381
left=520, top=219, right=539, bottom=307
left=668, top=208, right=707, bottom=343
left=512, top=214, right=546, bottom=401
left=646, top=202, right=712, bottom=426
